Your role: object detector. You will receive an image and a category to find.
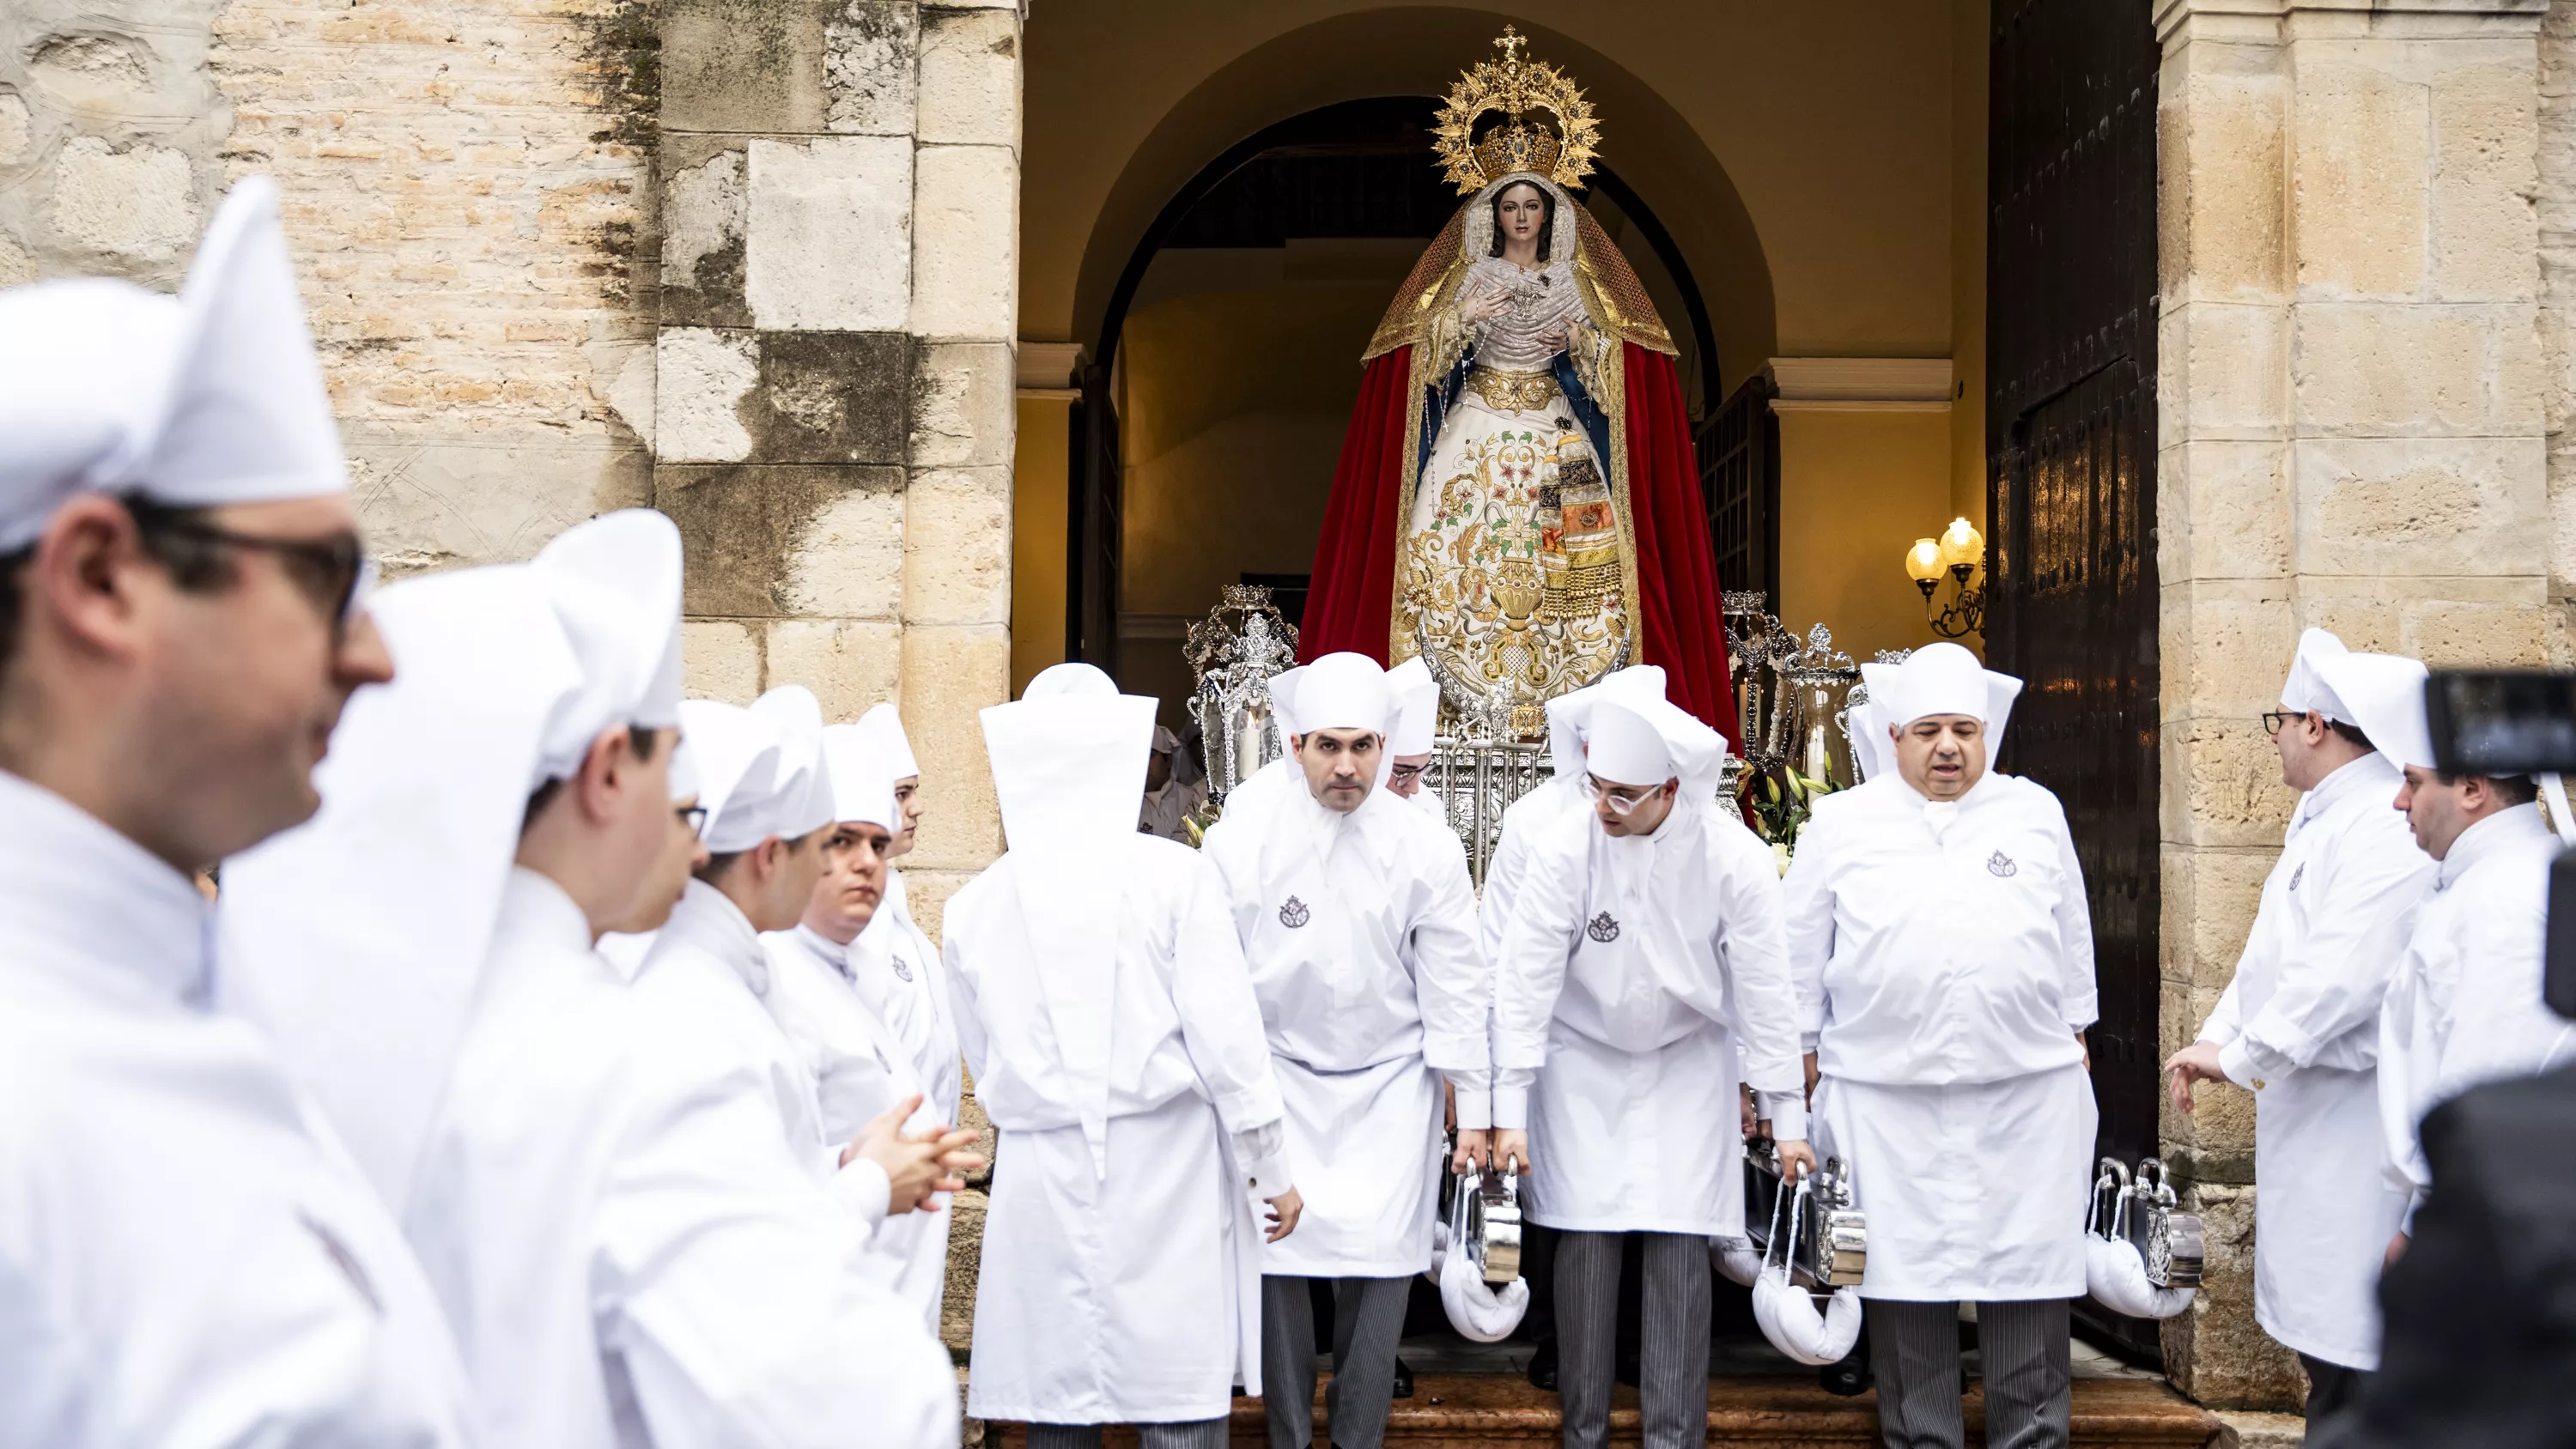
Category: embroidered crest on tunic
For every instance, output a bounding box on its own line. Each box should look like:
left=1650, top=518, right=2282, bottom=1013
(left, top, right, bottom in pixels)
left=1987, top=852, right=2018, bottom=878
left=1585, top=910, right=1619, bottom=943
left=1279, top=896, right=1312, bottom=929
left=892, top=955, right=914, bottom=982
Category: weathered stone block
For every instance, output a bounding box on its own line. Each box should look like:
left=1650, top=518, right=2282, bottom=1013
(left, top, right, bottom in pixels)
left=750, top=330, right=910, bottom=465
left=2292, top=302, right=2491, bottom=433
left=2160, top=300, right=2287, bottom=444
left=2296, top=435, right=2548, bottom=575
left=780, top=478, right=906, bottom=618
left=683, top=618, right=765, bottom=703
left=2405, top=597, right=2553, bottom=664
left=2164, top=721, right=2299, bottom=849
left=910, top=143, right=1016, bottom=341
left=661, top=141, right=749, bottom=330
left=2208, top=1411, right=2307, bottom=1449
left=2158, top=440, right=2291, bottom=582
left=899, top=623, right=1008, bottom=873
left=2160, top=844, right=2273, bottom=994
left=826, top=1, right=918, bottom=136
left=50, top=136, right=197, bottom=260
left=348, top=422, right=651, bottom=574
left=2160, top=577, right=2296, bottom=719
left=745, top=135, right=913, bottom=333
left=912, top=341, right=1015, bottom=468
left=661, top=0, right=829, bottom=136
left=2293, top=58, right=2431, bottom=300
left=765, top=617, right=902, bottom=719
left=656, top=328, right=759, bottom=463
left=658, top=463, right=905, bottom=617
left=0, top=91, right=33, bottom=167
left=2160, top=65, right=2287, bottom=306
left=2160, top=1184, right=2303, bottom=1411
left=916, top=7, right=1018, bottom=149
left=2432, top=59, right=2541, bottom=302
left=904, top=466, right=1012, bottom=626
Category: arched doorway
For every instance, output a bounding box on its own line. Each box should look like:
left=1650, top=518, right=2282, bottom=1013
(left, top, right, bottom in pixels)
left=1068, top=95, right=1731, bottom=722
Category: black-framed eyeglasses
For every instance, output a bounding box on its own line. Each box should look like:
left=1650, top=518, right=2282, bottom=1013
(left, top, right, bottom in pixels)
left=2262, top=711, right=2293, bottom=736
left=675, top=804, right=708, bottom=835
left=1578, top=773, right=1668, bottom=816
left=131, top=506, right=377, bottom=627
left=1388, top=762, right=1425, bottom=785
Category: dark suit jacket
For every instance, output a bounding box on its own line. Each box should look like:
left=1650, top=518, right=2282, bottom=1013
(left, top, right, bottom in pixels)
left=2324, top=1061, right=2576, bottom=1449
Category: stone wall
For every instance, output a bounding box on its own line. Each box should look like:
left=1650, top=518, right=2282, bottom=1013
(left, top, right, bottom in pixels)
left=2154, top=0, right=2555, bottom=1410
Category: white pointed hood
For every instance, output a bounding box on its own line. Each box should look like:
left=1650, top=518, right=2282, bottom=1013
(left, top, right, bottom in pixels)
left=821, top=721, right=899, bottom=832
left=854, top=700, right=920, bottom=779
left=1542, top=665, right=1669, bottom=780
left=0, top=176, right=346, bottom=550
left=1873, top=642, right=2023, bottom=752
left=2314, top=649, right=2433, bottom=772
left=2280, top=627, right=2357, bottom=725
left=1386, top=655, right=1441, bottom=755
left=690, top=686, right=835, bottom=852
left=981, top=688, right=1158, bottom=1177
left=216, top=509, right=685, bottom=1210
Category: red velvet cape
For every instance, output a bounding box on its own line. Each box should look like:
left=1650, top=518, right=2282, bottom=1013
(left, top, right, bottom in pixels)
left=1298, top=341, right=1741, bottom=749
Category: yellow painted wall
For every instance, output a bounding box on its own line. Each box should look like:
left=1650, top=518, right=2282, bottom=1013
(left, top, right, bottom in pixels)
left=1010, top=395, right=1072, bottom=698
left=1776, top=409, right=1957, bottom=664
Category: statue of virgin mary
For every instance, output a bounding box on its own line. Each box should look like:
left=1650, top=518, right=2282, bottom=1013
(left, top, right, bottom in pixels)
left=1297, top=30, right=1738, bottom=743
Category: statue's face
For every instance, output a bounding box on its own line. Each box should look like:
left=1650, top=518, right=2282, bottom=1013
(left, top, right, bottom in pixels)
left=1496, top=183, right=1546, bottom=249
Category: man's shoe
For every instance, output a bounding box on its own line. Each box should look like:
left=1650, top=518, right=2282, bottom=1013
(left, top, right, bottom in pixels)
left=1525, top=1339, right=1558, bottom=1392
left=1393, top=1356, right=1414, bottom=1399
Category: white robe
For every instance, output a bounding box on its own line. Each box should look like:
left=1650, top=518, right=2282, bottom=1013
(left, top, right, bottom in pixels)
left=1202, top=780, right=1492, bottom=1274
left=762, top=923, right=955, bottom=1335
left=2191, top=752, right=2432, bottom=1369
left=411, top=869, right=957, bottom=1448
left=2378, top=803, right=2576, bottom=1226
left=943, top=834, right=1289, bottom=1423
left=1493, top=797, right=1805, bottom=1235
left=0, top=771, right=475, bottom=1449
left=854, top=868, right=966, bottom=1137
left=1783, top=773, right=2099, bottom=1301
left=1479, top=777, right=1583, bottom=965
left=634, top=880, right=891, bottom=1229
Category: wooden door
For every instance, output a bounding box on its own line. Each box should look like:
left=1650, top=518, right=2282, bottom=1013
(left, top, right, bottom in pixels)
left=1986, top=0, right=2162, bottom=1361
left=1066, top=361, right=1122, bottom=672
left=1698, top=373, right=1779, bottom=611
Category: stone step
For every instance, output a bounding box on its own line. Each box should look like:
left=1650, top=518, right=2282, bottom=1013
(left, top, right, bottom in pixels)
left=988, top=1374, right=2220, bottom=1449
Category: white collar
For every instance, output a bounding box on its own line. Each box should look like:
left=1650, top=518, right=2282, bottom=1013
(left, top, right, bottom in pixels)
left=790, top=921, right=856, bottom=979
left=2291, top=752, right=2399, bottom=838
left=0, top=769, right=212, bottom=1007
left=496, top=866, right=595, bottom=957
left=2436, top=803, right=2552, bottom=891
left=659, top=876, right=769, bottom=995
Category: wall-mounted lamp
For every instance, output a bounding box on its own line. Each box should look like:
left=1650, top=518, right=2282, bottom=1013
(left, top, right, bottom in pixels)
left=1905, top=517, right=1984, bottom=639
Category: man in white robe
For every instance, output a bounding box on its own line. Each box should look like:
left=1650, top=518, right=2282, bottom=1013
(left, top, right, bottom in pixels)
left=944, top=684, right=1301, bottom=1448
left=1783, top=643, right=2099, bottom=1449
left=1200, top=652, right=1490, bottom=1449
left=0, top=179, right=477, bottom=1448
left=638, top=688, right=979, bottom=1230
left=2163, top=632, right=2433, bottom=1420
left=222, top=512, right=963, bottom=1449
left=1382, top=657, right=1447, bottom=824
left=765, top=720, right=959, bottom=1333
left=2348, top=664, right=2576, bottom=1260
left=1141, top=724, right=1208, bottom=840
left=853, top=700, right=966, bottom=1134
left=1494, top=695, right=1807, bottom=1449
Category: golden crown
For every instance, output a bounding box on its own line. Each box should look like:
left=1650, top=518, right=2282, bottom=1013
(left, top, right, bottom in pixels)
left=1431, top=27, right=1600, bottom=196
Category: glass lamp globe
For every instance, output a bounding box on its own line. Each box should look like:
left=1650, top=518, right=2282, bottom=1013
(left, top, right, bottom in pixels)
left=1937, top=517, right=1984, bottom=571
left=1905, top=537, right=1944, bottom=584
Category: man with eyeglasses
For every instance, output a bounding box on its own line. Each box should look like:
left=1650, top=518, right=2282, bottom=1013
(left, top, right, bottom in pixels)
left=2161, top=630, right=2434, bottom=1428
left=1200, top=651, right=1488, bottom=1449
left=1383, top=656, right=1446, bottom=822
left=0, top=179, right=481, bottom=1446
left=1782, top=643, right=2099, bottom=1449
left=222, top=511, right=965, bottom=1448
left=1492, top=694, right=1806, bottom=1449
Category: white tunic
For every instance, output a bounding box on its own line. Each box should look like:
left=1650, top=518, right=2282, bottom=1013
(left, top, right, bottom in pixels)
left=944, top=834, right=1289, bottom=1423
left=1203, top=781, right=1491, bottom=1275
left=854, top=868, right=966, bottom=1136
left=2377, top=803, right=2576, bottom=1224
left=1493, top=797, right=1805, bottom=1235
left=762, top=923, right=955, bottom=1334
left=1479, top=778, right=1583, bottom=965
left=1783, top=773, right=2100, bottom=1301
left=0, top=772, right=475, bottom=1449
left=634, top=881, right=890, bottom=1229
left=2191, top=752, right=2433, bottom=1369
left=412, top=870, right=957, bottom=1448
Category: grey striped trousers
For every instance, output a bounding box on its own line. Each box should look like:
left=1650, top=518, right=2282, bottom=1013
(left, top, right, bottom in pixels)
left=1026, top=1421, right=1230, bottom=1449
left=1863, top=1298, right=2070, bottom=1449
left=1259, top=1274, right=1411, bottom=1449
left=1555, top=1231, right=1711, bottom=1449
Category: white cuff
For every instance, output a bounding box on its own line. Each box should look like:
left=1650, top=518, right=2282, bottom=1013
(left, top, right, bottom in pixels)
left=1492, top=1083, right=1529, bottom=1131
left=2217, top=1039, right=2263, bottom=1092
left=830, top=1156, right=890, bottom=1238
left=1246, top=1149, right=1293, bottom=1201
left=1453, top=1082, right=1493, bottom=1132
left=1757, top=1090, right=1807, bottom=1143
